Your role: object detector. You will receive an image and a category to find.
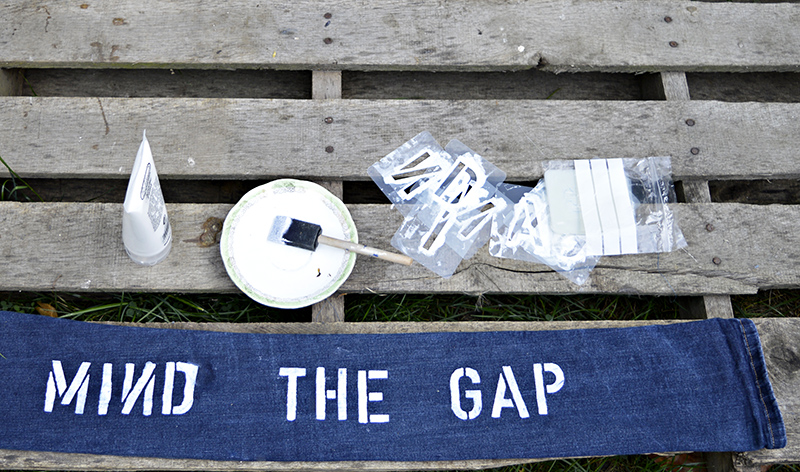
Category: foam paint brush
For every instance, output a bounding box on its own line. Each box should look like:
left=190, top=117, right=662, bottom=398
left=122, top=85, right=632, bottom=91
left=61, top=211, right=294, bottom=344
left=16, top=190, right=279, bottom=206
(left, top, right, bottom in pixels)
left=268, top=216, right=413, bottom=266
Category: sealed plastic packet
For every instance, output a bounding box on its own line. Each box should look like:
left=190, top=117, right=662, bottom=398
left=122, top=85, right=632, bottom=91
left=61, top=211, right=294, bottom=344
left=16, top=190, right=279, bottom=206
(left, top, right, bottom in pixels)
left=122, top=131, right=172, bottom=265
left=541, top=156, right=686, bottom=257
left=489, top=182, right=598, bottom=285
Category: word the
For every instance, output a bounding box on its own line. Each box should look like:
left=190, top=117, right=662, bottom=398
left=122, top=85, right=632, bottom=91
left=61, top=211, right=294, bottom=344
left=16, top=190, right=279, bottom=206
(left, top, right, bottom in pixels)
left=279, top=367, right=389, bottom=423
left=44, top=360, right=199, bottom=416
left=450, top=364, right=564, bottom=420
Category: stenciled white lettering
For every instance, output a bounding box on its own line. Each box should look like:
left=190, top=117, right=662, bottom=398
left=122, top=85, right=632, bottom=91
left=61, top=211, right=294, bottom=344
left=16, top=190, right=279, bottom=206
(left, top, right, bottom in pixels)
left=533, top=363, right=564, bottom=415
left=450, top=363, right=564, bottom=420
left=316, top=367, right=347, bottom=421
left=45, top=361, right=91, bottom=414
left=450, top=367, right=482, bottom=420
left=359, top=370, right=389, bottom=424
left=492, top=366, right=529, bottom=418
left=281, top=367, right=390, bottom=424
left=279, top=367, right=306, bottom=421
left=44, top=360, right=199, bottom=416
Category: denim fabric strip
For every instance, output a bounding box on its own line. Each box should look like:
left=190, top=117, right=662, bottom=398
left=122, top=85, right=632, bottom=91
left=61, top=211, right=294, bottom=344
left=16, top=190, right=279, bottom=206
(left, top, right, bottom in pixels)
left=0, top=311, right=785, bottom=461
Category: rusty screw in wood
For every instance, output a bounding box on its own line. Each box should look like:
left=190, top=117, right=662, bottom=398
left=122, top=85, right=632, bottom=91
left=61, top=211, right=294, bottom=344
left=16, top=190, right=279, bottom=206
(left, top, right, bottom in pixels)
left=325, top=146, right=334, bottom=153
left=324, top=117, right=334, bottom=124
left=706, top=223, right=715, bottom=232
left=664, top=16, right=673, bottom=23
left=691, top=147, right=700, bottom=155
left=686, top=119, right=695, bottom=126
left=669, top=41, right=679, bottom=48
left=323, top=37, right=333, bottom=44
left=324, top=12, right=332, bottom=19
left=712, top=257, right=722, bottom=265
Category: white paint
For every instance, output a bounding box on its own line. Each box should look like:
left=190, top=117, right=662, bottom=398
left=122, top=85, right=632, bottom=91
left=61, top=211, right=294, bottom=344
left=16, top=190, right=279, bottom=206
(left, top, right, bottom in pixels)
left=121, top=361, right=157, bottom=416
left=44, top=360, right=91, bottom=414
left=491, top=366, right=529, bottom=418
left=316, top=367, right=347, bottom=421
left=450, top=367, right=482, bottom=420
left=279, top=367, right=307, bottom=421
left=358, top=370, right=389, bottom=424
left=533, top=363, right=565, bottom=415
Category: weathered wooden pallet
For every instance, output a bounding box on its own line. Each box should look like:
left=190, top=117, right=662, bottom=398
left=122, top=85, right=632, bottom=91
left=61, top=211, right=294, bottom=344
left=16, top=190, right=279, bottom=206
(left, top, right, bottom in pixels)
left=2, top=0, right=800, bottom=470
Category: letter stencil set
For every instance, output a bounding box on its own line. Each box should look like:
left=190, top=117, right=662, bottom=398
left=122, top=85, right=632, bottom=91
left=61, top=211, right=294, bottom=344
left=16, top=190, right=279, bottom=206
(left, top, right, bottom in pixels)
left=0, top=311, right=785, bottom=461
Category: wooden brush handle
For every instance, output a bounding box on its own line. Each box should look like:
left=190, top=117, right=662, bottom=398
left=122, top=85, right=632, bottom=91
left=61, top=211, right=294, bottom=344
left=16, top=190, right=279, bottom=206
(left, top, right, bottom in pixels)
left=318, top=235, right=413, bottom=266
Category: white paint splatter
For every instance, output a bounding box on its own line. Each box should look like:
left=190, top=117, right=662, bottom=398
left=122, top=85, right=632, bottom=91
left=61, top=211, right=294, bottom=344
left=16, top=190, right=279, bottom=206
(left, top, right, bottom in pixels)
left=518, top=45, right=525, bottom=52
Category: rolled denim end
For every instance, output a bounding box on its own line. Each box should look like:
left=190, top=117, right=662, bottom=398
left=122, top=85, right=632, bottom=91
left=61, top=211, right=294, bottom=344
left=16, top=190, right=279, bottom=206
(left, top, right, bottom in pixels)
left=734, top=318, right=787, bottom=449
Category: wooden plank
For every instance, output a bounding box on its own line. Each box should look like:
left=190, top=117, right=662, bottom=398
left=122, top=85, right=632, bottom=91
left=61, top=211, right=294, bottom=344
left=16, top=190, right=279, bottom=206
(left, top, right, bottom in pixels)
left=311, top=70, right=345, bottom=323
left=0, top=201, right=798, bottom=295
left=2, top=97, right=800, bottom=181
left=0, top=317, right=796, bottom=470
left=642, top=72, right=691, bottom=101
left=2, top=1, right=800, bottom=72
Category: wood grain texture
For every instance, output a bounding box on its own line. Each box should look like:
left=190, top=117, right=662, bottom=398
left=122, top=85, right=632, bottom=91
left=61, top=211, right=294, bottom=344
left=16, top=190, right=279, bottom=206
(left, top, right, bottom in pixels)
left=310, top=70, right=346, bottom=322
left=2, top=1, right=800, bottom=72
left=1, top=97, right=800, bottom=181
left=0, top=318, right=795, bottom=470
left=0, top=201, right=798, bottom=295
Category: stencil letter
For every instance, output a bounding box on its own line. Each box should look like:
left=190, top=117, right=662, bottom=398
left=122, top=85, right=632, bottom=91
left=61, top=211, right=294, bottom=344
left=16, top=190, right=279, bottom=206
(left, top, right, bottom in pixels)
left=316, top=367, right=347, bottom=421
left=44, top=360, right=91, bottom=414
left=163, top=362, right=199, bottom=415
left=358, top=370, right=389, bottom=424
left=121, top=362, right=157, bottom=416
left=279, top=367, right=307, bottom=421
left=534, top=363, right=565, bottom=415
left=491, top=366, right=529, bottom=418
left=450, top=367, right=482, bottom=420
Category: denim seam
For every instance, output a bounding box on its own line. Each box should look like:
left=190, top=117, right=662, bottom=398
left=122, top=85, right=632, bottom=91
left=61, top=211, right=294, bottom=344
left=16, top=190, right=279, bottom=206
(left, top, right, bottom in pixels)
left=735, top=318, right=776, bottom=448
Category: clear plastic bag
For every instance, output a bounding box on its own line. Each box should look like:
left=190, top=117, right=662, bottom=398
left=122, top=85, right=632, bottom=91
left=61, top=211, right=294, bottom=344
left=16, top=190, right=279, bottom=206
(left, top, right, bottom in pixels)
left=489, top=182, right=598, bottom=285
left=370, top=133, right=507, bottom=278
left=541, top=156, right=685, bottom=256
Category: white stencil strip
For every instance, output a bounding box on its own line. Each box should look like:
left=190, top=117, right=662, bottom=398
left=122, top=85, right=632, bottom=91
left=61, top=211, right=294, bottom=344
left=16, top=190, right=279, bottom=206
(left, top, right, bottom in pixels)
left=573, top=160, right=603, bottom=256
left=589, top=159, right=621, bottom=256
left=607, top=159, right=638, bottom=254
